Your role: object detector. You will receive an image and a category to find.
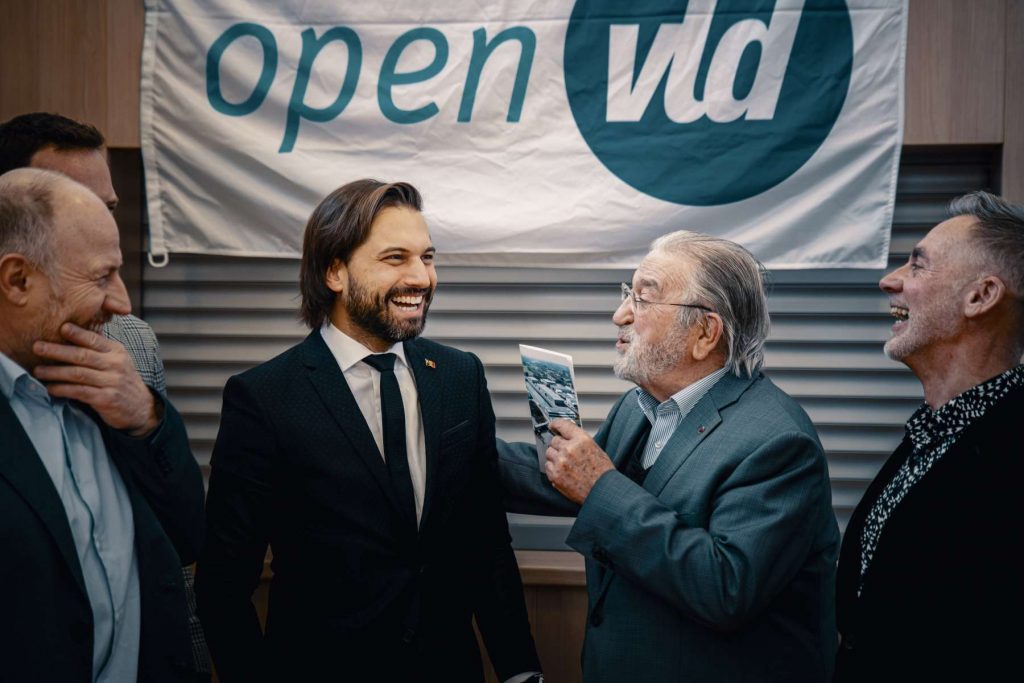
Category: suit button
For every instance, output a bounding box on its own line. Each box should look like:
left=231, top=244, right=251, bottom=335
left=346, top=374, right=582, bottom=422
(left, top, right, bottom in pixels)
left=402, top=628, right=416, bottom=644
left=593, top=547, right=608, bottom=563
left=841, top=634, right=856, bottom=650
left=590, top=611, right=603, bottom=627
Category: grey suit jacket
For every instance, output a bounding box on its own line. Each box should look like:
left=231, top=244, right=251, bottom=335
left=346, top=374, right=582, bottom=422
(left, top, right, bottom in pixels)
left=500, top=371, right=839, bottom=683
left=103, top=314, right=166, bottom=395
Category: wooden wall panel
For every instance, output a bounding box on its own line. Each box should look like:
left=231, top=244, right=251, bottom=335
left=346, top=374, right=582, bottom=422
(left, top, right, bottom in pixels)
left=105, top=0, right=145, bottom=146
left=1003, top=0, right=1024, bottom=201
left=903, top=0, right=1006, bottom=144
left=0, top=0, right=139, bottom=146
left=0, top=2, right=38, bottom=118
left=2, top=0, right=1016, bottom=153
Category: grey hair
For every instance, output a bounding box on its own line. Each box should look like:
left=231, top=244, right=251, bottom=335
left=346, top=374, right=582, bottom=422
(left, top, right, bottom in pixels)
left=650, top=230, right=770, bottom=377
left=0, top=168, right=60, bottom=276
left=948, top=191, right=1024, bottom=303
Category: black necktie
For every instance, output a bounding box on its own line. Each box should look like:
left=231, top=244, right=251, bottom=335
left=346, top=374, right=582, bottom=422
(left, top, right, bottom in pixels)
left=363, top=353, right=417, bottom=528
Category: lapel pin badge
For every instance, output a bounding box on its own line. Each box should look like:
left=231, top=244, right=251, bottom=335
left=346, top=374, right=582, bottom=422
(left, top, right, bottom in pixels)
left=425, top=359, right=436, bottom=369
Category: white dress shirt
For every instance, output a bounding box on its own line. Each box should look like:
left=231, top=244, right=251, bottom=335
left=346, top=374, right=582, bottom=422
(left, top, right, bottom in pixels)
left=320, top=324, right=427, bottom=524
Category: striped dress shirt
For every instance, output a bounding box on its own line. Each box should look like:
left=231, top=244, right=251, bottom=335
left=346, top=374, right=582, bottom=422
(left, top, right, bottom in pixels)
left=636, top=367, right=729, bottom=470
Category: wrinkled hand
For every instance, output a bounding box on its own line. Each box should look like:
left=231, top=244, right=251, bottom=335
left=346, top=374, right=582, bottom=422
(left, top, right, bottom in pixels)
left=33, top=322, right=161, bottom=437
left=544, top=419, right=616, bottom=505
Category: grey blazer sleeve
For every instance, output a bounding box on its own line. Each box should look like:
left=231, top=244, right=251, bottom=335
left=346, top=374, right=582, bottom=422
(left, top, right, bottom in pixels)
left=568, top=429, right=831, bottom=632
left=104, top=314, right=168, bottom=395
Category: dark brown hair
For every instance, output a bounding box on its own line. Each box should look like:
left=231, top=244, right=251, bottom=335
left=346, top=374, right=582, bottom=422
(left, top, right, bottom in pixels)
left=0, top=112, right=106, bottom=175
left=299, top=179, right=422, bottom=329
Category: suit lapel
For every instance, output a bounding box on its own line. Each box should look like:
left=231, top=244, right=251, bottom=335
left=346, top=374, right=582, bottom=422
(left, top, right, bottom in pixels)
left=643, top=372, right=755, bottom=496
left=591, top=373, right=756, bottom=606
left=405, top=339, right=442, bottom=531
left=0, top=394, right=88, bottom=598
left=300, top=332, right=412, bottom=530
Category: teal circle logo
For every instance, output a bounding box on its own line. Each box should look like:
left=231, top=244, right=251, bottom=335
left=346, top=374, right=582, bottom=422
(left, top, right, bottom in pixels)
left=564, top=0, right=853, bottom=206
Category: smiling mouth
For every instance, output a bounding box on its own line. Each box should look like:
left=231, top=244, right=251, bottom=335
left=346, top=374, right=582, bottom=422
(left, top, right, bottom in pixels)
left=889, top=305, right=909, bottom=322
left=390, top=292, right=426, bottom=311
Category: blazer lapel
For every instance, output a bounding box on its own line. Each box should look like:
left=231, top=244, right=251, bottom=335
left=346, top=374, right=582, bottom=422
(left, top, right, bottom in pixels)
left=644, top=372, right=755, bottom=497
left=0, top=395, right=88, bottom=598
left=404, top=339, right=442, bottom=531
left=300, top=332, right=412, bottom=531
left=591, top=373, right=756, bottom=607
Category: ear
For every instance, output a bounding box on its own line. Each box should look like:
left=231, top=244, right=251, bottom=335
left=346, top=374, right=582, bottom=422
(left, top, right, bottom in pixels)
left=963, top=275, right=1007, bottom=319
left=325, top=258, right=347, bottom=294
left=0, top=253, right=37, bottom=306
left=691, top=312, right=725, bottom=362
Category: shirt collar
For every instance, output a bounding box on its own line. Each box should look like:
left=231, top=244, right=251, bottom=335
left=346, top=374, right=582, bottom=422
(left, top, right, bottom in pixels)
left=906, top=364, right=1024, bottom=452
left=636, top=366, right=729, bottom=424
left=0, top=351, right=24, bottom=401
left=320, top=323, right=409, bottom=373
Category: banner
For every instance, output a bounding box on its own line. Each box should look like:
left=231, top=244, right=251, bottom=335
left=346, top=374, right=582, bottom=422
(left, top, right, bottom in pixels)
left=141, top=0, right=905, bottom=268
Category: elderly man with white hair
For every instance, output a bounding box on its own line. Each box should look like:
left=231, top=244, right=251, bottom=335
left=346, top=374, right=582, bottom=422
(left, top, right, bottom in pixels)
left=499, top=230, right=840, bottom=683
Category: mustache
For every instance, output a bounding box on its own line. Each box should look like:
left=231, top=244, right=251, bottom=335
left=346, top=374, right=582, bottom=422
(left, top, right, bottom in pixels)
left=617, top=325, right=633, bottom=342
left=388, top=286, right=432, bottom=299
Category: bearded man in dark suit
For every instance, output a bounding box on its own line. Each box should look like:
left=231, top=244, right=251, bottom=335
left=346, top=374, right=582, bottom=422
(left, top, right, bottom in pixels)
left=197, top=179, right=541, bottom=682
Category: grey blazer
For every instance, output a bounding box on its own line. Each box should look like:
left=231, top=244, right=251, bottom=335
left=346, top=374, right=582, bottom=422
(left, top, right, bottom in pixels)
left=103, top=314, right=167, bottom=394
left=500, top=371, right=840, bottom=683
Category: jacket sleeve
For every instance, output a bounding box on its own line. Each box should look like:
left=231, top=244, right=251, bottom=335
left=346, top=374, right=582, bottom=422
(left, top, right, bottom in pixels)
left=106, top=396, right=205, bottom=565
left=195, top=375, right=274, bottom=682
left=568, top=428, right=833, bottom=632
left=466, top=354, right=542, bottom=681
left=496, top=392, right=632, bottom=517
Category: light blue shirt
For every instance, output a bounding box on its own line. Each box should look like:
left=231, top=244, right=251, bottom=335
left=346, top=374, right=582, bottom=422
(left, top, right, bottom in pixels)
left=0, top=352, right=140, bottom=682
left=636, top=367, right=729, bottom=469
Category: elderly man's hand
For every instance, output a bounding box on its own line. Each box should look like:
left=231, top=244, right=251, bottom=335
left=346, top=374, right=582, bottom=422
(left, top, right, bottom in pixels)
left=33, top=322, right=161, bottom=437
left=544, top=419, right=616, bottom=505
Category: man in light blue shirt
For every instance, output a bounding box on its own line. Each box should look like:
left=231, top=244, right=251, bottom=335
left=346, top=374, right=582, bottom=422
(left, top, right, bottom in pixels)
left=0, top=168, right=204, bottom=682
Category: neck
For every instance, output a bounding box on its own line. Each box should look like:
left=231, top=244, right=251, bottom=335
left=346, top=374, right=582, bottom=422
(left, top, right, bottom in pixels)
left=642, top=360, right=726, bottom=403
left=0, top=324, right=37, bottom=373
left=908, top=332, right=1021, bottom=408
left=328, top=317, right=393, bottom=353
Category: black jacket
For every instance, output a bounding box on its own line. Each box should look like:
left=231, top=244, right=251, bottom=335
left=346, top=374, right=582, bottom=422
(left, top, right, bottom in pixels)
left=835, top=380, right=1023, bottom=681
left=197, top=331, right=539, bottom=682
left=0, top=395, right=205, bottom=682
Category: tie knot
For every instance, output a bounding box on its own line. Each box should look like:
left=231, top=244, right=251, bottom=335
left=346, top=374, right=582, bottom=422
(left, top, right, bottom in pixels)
left=363, top=353, right=397, bottom=373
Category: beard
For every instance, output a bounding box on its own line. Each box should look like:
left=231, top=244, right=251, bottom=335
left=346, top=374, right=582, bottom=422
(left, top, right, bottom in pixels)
left=613, top=323, right=689, bottom=387
left=883, top=296, right=963, bottom=363
left=344, top=275, right=433, bottom=345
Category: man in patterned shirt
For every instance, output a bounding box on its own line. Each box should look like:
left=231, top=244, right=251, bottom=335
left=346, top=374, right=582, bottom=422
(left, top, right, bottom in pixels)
left=835, top=191, right=1024, bottom=682
left=0, top=112, right=211, bottom=680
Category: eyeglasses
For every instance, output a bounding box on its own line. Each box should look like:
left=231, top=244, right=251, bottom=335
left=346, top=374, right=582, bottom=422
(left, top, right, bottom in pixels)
left=620, top=283, right=714, bottom=313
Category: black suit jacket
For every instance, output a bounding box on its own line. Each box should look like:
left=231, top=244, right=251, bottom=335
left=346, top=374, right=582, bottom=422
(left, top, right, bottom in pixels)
left=0, top=394, right=205, bottom=682
left=197, top=331, right=539, bottom=682
left=835, top=380, right=1023, bottom=682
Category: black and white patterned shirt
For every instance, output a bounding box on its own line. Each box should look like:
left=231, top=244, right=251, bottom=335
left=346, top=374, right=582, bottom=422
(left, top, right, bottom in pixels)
left=858, top=364, right=1024, bottom=595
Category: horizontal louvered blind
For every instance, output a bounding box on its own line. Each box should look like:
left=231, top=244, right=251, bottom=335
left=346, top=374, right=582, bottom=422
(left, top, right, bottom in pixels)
left=143, top=146, right=998, bottom=546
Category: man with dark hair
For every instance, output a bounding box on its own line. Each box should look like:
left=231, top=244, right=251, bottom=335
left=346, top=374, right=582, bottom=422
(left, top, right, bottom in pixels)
left=0, top=168, right=204, bottom=682
left=0, top=111, right=211, bottom=679
left=499, top=231, right=839, bottom=682
left=835, top=191, right=1024, bottom=682
left=198, top=179, right=542, bottom=682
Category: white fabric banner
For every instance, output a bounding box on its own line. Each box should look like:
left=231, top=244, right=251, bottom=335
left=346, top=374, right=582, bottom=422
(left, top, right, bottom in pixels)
left=141, top=0, right=905, bottom=268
